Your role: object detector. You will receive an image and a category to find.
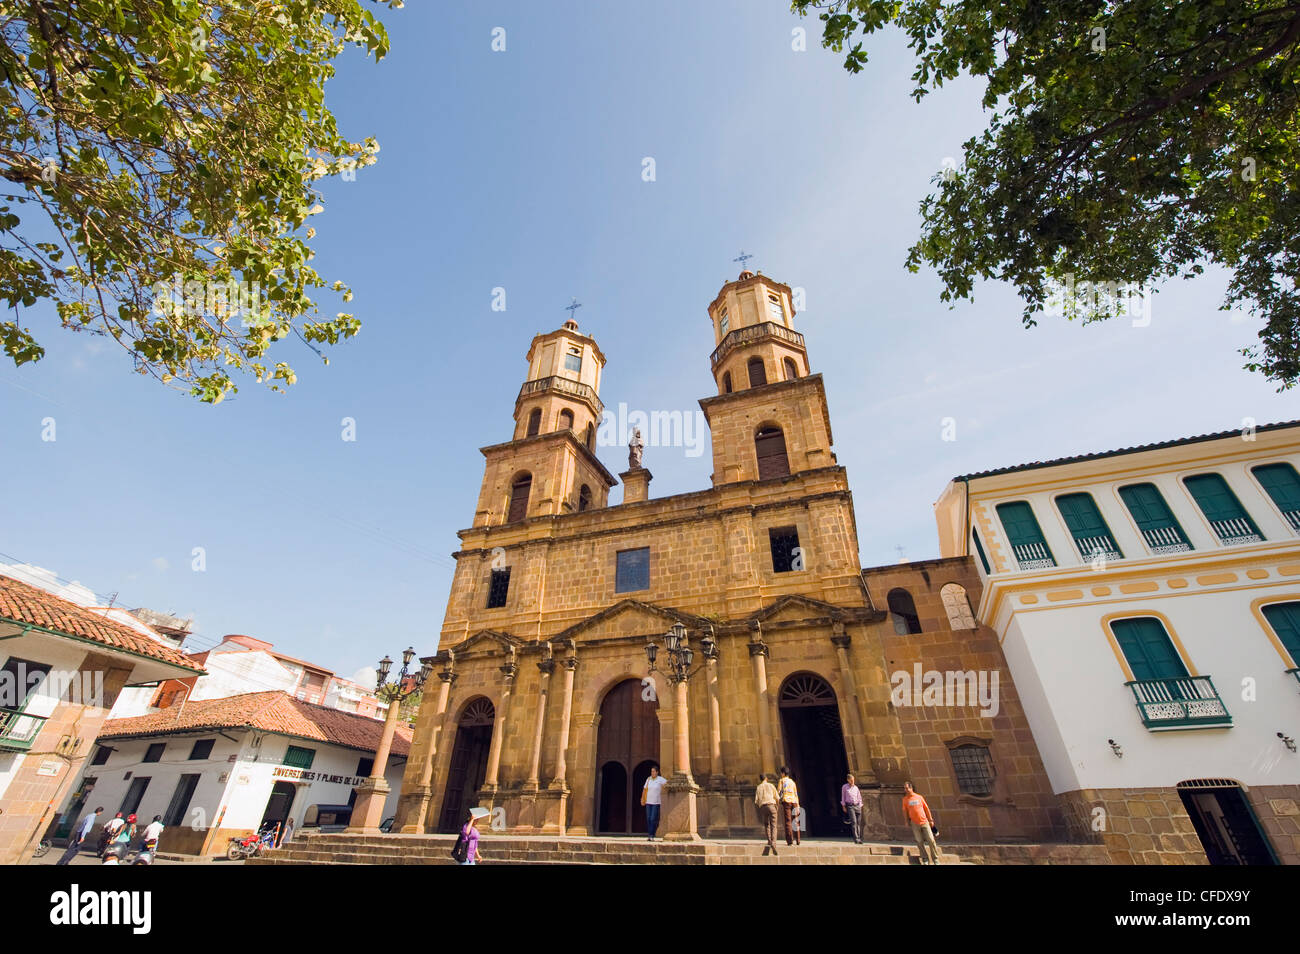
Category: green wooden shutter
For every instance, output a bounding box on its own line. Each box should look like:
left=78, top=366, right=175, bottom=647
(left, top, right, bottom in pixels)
left=1262, top=602, right=1300, bottom=663
left=1185, top=473, right=1263, bottom=542
left=1118, top=483, right=1191, bottom=552
left=1253, top=463, right=1300, bottom=532
left=996, top=501, right=1055, bottom=568
left=1056, top=492, right=1123, bottom=559
left=1111, top=618, right=1189, bottom=682
left=971, top=527, right=991, bottom=574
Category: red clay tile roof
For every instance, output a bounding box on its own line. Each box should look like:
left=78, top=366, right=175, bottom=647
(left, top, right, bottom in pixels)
left=97, top=690, right=412, bottom=756
left=0, top=574, right=201, bottom=672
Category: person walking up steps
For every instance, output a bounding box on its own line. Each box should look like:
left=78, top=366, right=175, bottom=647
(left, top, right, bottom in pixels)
left=641, top=764, right=668, bottom=841
left=754, top=774, right=778, bottom=856
left=841, top=774, right=863, bottom=845
left=777, top=767, right=800, bottom=846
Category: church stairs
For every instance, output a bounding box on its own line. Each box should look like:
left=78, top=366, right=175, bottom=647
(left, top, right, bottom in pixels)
left=248, top=830, right=1110, bottom=866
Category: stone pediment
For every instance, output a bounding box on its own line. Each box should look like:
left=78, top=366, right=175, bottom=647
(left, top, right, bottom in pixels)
left=440, top=629, right=523, bottom=659
left=556, top=599, right=712, bottom=644
left=745, top=594, right=849, bottom=630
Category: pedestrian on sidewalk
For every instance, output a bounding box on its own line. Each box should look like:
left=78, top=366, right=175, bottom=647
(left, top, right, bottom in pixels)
left=641, top=764, right=667, bottom=841
left=458, top=808, right=483, bottom=865
left=902, top=781, right=940, bottom=864
left=777, top=767, right=800, bottom=846
left=754, top=774, right=778, bottom=856
left=56, top=806, right=103, bottom=865
left=841, top=774, right=863, bottom=844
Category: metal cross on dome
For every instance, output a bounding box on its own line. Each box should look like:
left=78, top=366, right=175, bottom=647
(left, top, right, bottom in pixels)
left=565, top=297, right=582, bottom=320
left=734, top=250, right=754, bottom=271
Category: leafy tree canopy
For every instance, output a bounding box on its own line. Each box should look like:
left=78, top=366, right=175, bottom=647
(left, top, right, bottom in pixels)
left=0, top=0, right=401, bottom=402
left=794, top=0, right=1300, bottom=388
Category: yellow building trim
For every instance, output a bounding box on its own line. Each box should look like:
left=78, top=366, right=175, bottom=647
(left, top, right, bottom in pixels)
left=1249, top=594, right=1300, bottom=669
left=1195, top=573, right=1239, bottom=586
left=1099, top=609, right=1199, bottom=681
left=1119, top=581, right=1159, bottom=594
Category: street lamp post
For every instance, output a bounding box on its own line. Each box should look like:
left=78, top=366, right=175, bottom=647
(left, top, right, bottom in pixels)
left=643, top=622, right=717, bottom=841
left=347, top=647, right=434, bottom=833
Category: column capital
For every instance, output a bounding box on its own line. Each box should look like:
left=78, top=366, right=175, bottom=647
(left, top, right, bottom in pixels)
left=747, top=639, right=769, bottom=658
left=562, top=655, right=579, bottom=672
left=438, top=670, right=458, bottom=685
left=537, top=657, right=556, bottom=676
left=830, top=633, right=851, bottom=650
left=500, top=662, right=518, bottom=680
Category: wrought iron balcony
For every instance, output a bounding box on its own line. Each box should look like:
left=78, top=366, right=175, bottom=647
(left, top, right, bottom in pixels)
left=1074, top=535, right=1122, bottom=564
left=1283, top=509, right=1300, bottom=533
left=516, top=375, right=603, bottom=418
left=1209, top=517, right=1262, bottom=546
left=0, top=706, right=47, bottom=751
left=1012, top=541, right=1055, bottom=570
left=710, top=321, right=805, bottom=368
left=1126, top=675, right=1232, bottom=730
left=1140, top=526, right=1192, bottom=554
left=1288, top=667, right=1300, bottom=688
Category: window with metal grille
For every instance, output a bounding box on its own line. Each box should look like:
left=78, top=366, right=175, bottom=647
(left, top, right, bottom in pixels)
left=888, top=588, right=922, bottom=635
left=615, top=547, right=650, bottom=593
left=1056, top=492, right=1123, bottom=562
left=188, top=739, right=214, bottom=760
left=996, top=501, right=1056, bottom=569
left=769, top=526, right=801, bottom=573
left=755, top=426, right=789, bottom=479
left=1185, top=473, right=1263, bottom=545
left=564, top=350, right=582, bottom=373
left=1253, top=463, right=1300, bottom=532
left=487, top=567, right=511, bottom=608
left=747, top=357, right=767, bottom=387
left=949, top=744, right=994, bottom=797
left=91, top=745, right=111, bottom=766
left=283, top=745, right=316, bottom=770
left=507, top=475, right=531, bottom=522
left=767, top=293, right=783, bottom=322
left=143, top=742, right=166, bottom=763
left=1119, top=483, right=1192, bottom=554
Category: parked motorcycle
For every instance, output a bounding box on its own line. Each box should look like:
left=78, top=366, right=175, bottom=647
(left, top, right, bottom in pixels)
left=226, top=826, right=277, bottom=860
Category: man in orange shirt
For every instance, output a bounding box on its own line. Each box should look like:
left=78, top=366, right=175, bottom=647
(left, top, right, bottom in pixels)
left=902, top=781, right=940, bottom=864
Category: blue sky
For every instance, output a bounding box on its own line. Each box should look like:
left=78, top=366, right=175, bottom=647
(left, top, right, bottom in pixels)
left=1, top=1, right=1294, bottom=678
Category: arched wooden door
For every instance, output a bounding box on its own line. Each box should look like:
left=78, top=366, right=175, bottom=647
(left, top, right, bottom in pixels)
left=595, top=679, right=659, bottom=834
left=438, top=697, right=495, bottom=833
left=778, top=672, right=850, bottom=838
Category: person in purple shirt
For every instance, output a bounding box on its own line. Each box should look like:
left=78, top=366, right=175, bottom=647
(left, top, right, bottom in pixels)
left=841, top=774, right=864, bottom=845
left=459, top=809, right=483, bottom=866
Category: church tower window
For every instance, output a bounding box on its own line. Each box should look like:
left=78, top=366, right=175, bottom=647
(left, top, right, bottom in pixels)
left=755, top=426, right=789, bottom=479
left=767, top=292, right=784, bottom=323
left=579, top=484, right=592, bottom=512
left=564, top=348, right=582, bottom=373
left=526, top=408, right=541, bottom=438
left=747, top=358, right=767, bottom=388
left=723, top=371, right=733, bottom=394
left=585, top=422, right=595, bottom=450
left=507, top=474, right=532, bottom=523
left=783, top=357, right=798, bottom=380
left=559, top=409, right=574, bottom=431
left=719, top=308, right=729, bottom=337
left=486, top=567, right=511, bottom=608
left=769, top=526, right=801, bottom=573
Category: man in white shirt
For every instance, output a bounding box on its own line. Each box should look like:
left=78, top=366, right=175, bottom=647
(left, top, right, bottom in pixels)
left=640, top=765, right=668, bottom=841
left=140, top=815, right=165, bottom=850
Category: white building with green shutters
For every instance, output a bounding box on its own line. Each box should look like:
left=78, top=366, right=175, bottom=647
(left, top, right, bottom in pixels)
left=934, top=421, right=1300, bottom=865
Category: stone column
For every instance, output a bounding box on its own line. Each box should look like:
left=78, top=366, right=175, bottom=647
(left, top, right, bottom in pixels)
left=347, top=695, right=403, bottom=832
left=397, top=667, right=456, bottom=833
left=526, top=654, right=555, bottom=787
left=703, top=648, right=729, bottom=836
left=830, top=627, right=874, bottom=782
left=482, top=654, right=518, bottom=794
left=542, top=647, right=577, bottom=834
left=749, top=637, right=776, bottom=776
left=662, top=670, right=701, bottom=841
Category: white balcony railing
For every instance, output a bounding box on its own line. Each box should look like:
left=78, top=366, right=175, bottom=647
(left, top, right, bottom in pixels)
left=1075, top=535, right=1122, bottom=563
left=1209, top=517, right=1262, bottom=546
left=1013, top=541, right=1055, bottom=570
left=1141, top=526, right=1192, bottom=554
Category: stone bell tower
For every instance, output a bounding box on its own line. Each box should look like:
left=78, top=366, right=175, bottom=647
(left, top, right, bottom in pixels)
left=471, top=318, right=618, bottom=526
left=700, top=270, right=835, bottom=486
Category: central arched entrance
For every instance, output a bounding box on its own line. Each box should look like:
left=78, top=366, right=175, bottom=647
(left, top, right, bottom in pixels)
left=779, top=672, right=851, bottom=838
left=437, top=697, right=495, bottom=833
left=595, top=678, right=660, bottom=835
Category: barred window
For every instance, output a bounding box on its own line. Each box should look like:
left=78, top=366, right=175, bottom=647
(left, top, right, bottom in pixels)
left=487, top=567, right=511, bottom=608
left=769, top=526, right=801, bottom=573
left=615, top=547, right=650, bottom=593
left=950, top=744, right=994, bottom=797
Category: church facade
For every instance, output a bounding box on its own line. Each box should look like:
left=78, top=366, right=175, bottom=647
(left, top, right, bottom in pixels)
left=392, top=270, right=1071, bottom=845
